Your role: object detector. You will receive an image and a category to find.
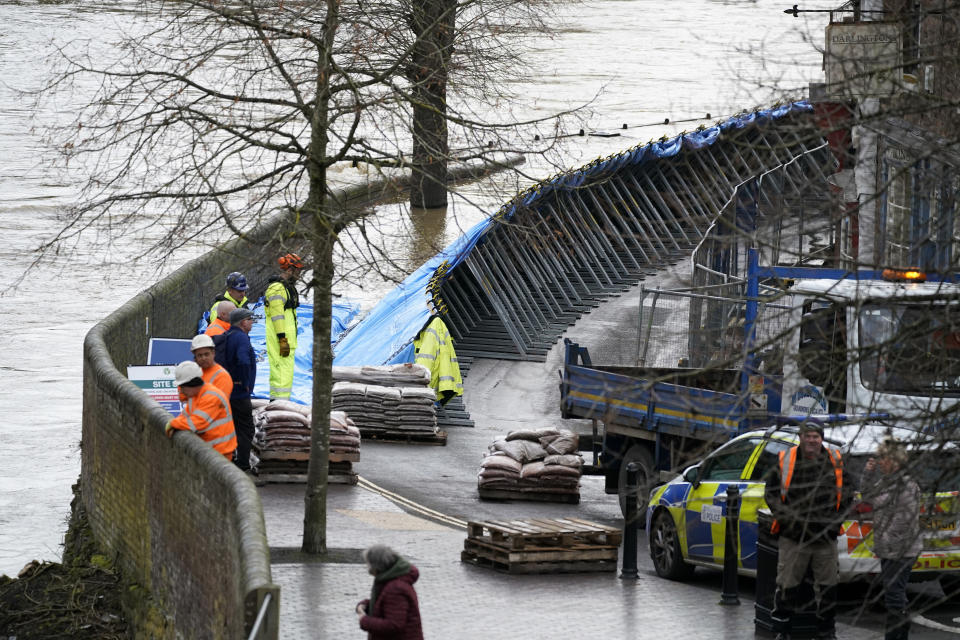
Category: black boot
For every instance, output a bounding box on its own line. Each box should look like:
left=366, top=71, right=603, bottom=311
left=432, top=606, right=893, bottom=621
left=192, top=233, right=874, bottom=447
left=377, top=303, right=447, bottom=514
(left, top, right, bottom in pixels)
left=884, top=608, right=909, bottom=640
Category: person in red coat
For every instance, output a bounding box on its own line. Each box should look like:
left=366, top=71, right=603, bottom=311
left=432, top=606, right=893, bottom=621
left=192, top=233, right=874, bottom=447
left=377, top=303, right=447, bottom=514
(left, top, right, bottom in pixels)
left=356, top=545, right=423, bottom=640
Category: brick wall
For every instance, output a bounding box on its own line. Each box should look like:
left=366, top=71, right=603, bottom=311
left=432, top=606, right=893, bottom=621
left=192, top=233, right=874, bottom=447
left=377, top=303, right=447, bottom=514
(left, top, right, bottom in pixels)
left=81, top=216, right=289, bottom=638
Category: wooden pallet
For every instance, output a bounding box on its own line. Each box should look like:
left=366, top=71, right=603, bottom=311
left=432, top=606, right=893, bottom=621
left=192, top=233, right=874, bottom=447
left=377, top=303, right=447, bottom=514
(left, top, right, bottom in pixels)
left=466, top=517, right=622, bottom=550
left=359, top=430, right=447, bottom=446
left=257, top=471, right=358, bottom=485
left=478, top=487, right=580, bottom=504
left=257, top=449, right=359, bottom=463
left=461, top=536, right=617, bottom=574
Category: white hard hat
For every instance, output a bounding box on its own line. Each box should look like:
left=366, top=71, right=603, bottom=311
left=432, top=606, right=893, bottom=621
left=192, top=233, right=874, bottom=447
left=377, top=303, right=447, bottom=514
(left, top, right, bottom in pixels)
left=191, top=334, right=215, bottom=351
left=174, top=360, right=204, bottom=386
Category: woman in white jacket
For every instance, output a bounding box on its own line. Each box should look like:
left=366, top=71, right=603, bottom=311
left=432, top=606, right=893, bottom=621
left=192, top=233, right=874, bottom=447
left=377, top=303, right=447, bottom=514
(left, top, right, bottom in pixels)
left=862, top=437, right=921, bottom=640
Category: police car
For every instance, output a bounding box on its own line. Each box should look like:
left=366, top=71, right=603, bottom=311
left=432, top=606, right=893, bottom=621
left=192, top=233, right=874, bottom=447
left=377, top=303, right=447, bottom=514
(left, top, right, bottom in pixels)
left=646, top=424, right=960, bottom=580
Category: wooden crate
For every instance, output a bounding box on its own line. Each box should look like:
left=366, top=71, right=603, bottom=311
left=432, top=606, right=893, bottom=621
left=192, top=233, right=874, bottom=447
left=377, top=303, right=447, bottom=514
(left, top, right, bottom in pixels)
left=461, top=517, right=621, bottom=574
left=478, top=487, right=580, bottom=504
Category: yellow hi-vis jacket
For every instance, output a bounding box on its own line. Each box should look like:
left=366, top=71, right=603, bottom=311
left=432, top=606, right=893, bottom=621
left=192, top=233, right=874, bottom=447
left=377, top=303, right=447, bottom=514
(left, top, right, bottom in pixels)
left=208, top=290, right=248, bottom=321
left=414, top=315, right=463, bottom=405
left=264, top=278, right=298, bottom=347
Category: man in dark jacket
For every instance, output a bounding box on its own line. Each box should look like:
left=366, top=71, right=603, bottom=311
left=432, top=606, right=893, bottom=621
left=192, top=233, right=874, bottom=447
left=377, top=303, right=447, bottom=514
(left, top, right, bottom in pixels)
left=764, top=420, right=852, bottom=640
left=356, top=545, right=423, bottom=640
left=214, top=308, right=257, bottom=472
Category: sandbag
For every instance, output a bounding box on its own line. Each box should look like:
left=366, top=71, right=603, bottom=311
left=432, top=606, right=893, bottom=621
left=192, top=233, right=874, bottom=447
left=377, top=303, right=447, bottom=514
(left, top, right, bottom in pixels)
left=480, top=455, right=522, bottom=473
left=491, top=439, right=547, bottom=463
left=540, top=431, right=578, bottom=455
left=544, top=454, right=583, bottom=468
left=264, top=399, right=311, bottom=416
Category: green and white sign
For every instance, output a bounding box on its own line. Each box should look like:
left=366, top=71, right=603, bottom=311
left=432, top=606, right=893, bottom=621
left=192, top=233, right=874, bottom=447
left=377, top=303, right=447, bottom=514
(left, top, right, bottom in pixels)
left=127, top=365, right=182, bottom=416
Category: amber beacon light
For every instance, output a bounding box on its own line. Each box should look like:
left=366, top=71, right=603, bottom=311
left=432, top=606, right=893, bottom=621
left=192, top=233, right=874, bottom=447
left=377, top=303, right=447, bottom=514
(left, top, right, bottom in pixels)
left=881, top=268, right=927, bottom=282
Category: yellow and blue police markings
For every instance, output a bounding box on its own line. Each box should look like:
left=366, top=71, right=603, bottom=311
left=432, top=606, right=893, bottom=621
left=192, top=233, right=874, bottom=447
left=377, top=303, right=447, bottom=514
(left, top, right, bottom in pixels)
left=648, top=435, right=960, bottom=578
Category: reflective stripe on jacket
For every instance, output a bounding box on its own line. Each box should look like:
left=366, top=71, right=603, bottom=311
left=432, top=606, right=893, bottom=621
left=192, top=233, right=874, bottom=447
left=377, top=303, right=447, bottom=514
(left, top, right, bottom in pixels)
left=169, top=383, right=237, bottom=458
left=178, top=363, right=233, bottom=404
left=205, top=317, right=230, bottom=337
left=413, top=315, right=462, bottom=404
left=265, top=277, right=299, bottom=347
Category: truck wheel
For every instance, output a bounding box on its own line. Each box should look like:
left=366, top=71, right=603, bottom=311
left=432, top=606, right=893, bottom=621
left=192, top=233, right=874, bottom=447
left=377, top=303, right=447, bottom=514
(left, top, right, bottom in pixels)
left=650, top=510, right=695, bottom=580
left=617, top=444, right=655, bottom=525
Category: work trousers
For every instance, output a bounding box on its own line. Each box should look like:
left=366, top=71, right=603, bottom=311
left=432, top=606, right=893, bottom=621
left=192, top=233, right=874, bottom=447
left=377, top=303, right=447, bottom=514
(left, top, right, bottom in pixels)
left=881, top=556, right=915, bottom=611
left=772, top=536, right=839, bottom=634
left=266, top=335, right=295, bottom=399
left=231, top=396, right=254, bottom=471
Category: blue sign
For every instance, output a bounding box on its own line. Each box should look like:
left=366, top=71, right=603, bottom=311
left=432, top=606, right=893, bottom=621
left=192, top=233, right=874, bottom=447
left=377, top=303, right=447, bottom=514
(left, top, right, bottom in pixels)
left=148, top=338, right=193, bottom=365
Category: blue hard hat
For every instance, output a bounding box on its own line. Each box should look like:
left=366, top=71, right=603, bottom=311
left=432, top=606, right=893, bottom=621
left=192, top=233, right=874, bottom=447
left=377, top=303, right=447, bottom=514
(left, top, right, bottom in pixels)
left=226, top=272, right=248, bottom=291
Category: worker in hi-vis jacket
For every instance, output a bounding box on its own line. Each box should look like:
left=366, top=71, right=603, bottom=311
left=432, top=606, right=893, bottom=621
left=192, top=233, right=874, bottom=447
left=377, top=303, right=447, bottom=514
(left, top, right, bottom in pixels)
left=264, top=253, right=302, bottom=399
left=414, top=298, right=463, bottom=406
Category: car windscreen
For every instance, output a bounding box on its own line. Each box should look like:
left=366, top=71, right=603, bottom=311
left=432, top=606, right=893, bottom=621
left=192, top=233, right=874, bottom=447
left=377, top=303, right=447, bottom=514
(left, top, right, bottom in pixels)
left=859, top=302, right=960, bottom=393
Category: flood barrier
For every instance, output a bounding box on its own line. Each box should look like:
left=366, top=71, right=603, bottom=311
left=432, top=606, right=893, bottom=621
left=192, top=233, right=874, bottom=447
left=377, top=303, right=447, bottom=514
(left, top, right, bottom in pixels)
left=334, top=102, right=833, bottom=367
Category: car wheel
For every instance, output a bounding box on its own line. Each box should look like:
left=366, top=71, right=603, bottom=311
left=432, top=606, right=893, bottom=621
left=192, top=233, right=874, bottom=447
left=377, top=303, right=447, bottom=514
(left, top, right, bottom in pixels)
left=649, top=509, right=695, bottom=580
left=618, top=444, right=655, bottom=526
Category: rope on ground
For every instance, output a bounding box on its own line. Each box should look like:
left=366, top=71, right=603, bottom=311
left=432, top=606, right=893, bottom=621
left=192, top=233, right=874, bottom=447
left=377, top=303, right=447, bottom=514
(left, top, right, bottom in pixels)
left=357, top=476, right=468, bottom=530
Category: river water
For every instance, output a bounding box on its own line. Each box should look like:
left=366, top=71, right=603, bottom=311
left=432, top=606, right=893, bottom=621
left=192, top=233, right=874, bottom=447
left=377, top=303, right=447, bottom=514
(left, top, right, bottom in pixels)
left=0, top=0, right=833, bottom=576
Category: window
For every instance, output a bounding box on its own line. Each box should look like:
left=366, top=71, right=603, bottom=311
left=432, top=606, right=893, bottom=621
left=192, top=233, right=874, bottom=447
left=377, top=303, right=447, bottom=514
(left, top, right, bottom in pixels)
left=701, top=439, right=761, bottom=481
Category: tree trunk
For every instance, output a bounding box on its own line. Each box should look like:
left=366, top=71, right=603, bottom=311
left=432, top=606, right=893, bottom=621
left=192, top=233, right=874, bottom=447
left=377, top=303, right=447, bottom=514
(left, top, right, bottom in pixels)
left=302, top=223, right=334, bottom=554
left=302, top=0, right=339, bottom=555
left=409, top=0, right=456, bottom=209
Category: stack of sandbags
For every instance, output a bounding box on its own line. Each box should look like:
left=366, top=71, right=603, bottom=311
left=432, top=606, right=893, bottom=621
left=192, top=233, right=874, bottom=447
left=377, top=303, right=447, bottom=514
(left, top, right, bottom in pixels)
left=252, top=400, right=362, bottom=483
left=332, top=364, right=431, bottom=387
left=391, top=388, right=438, bottom=432
left=332, top=382, right=438, bottom=435
left=253, top=400, right=312, bottom=454
left=478, top=428, right=583, bottom=496
left=330, top=410, right=361, bottom=456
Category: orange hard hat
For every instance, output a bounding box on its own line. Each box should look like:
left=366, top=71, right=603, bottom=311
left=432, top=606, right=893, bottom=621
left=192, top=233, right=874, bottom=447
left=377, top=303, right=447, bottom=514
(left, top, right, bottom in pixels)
left=278, top=253, right=303, bottom=269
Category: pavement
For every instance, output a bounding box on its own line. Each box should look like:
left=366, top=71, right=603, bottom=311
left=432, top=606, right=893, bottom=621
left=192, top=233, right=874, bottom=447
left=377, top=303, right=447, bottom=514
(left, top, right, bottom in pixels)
left=261, top=473, right=889, bottom=640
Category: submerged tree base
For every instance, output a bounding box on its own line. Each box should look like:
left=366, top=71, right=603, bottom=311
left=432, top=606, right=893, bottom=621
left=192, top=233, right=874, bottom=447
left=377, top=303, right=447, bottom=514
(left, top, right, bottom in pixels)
left=0, top=483, right=128, bottom=639
left=0, top=560, right=127, bottom=640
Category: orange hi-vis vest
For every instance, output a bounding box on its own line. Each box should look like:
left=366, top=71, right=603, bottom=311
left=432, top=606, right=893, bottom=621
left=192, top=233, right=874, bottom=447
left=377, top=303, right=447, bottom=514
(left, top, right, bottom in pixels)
left=205, top=317, right=230, bottom=337
left=771, top=446, right=843, bottom=534
left=178, top=364, right=233, bottom=404
left=169, top=383, right=237, bottom=458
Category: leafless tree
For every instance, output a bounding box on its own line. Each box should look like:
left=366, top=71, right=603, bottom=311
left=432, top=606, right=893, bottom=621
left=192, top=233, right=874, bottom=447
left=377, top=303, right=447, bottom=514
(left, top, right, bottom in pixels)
left=37, top=0, right=577, bottom=554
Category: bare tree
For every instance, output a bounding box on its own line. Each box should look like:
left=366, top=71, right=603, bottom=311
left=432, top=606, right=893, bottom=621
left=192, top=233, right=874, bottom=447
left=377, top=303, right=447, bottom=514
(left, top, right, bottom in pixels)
left=38, top=0, right=574, bottom=554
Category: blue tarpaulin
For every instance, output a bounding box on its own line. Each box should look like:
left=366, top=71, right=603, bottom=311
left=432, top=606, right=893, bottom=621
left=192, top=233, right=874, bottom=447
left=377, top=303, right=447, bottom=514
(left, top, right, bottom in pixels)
left=206, top=298, right=359, bottom=404
left=332, top=216, right=492, bottom=367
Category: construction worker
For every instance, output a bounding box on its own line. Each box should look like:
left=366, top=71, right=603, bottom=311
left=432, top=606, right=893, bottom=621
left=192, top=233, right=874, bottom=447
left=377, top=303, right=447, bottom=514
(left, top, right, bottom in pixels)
left=164, top=361, right=237, bottom=460
left=265, top=253, right=302, bottom=400
left=188, top=333, right=233, bottom=399
left=413, top=298, right=462, bottom=406
left=205, top=300, right=236, bottom=338
left=207, top=271, right=249, bottom=320
left=214, top=308, right=257, bottom=471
